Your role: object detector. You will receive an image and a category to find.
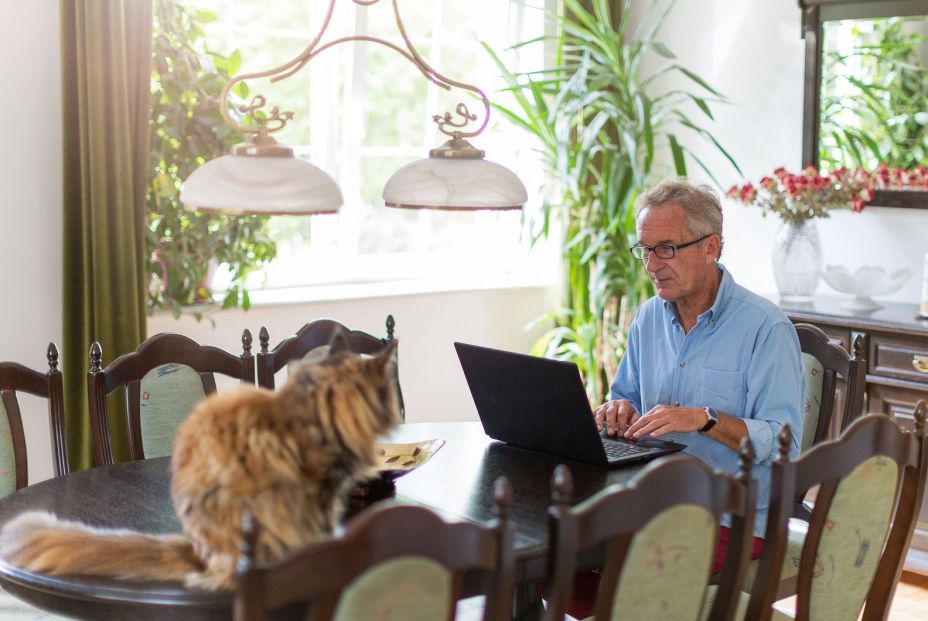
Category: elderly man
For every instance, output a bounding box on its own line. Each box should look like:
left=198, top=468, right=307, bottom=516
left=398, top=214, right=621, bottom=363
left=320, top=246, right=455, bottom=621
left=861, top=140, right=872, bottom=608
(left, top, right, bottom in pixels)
left=548, top=179, right=804, bottom=618
left=597, top=178, right=803, bottom=563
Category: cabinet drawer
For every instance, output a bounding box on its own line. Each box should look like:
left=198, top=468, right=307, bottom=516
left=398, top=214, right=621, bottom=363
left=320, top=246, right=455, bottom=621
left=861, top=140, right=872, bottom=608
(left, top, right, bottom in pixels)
left=869, top=334, right=928, bottom=385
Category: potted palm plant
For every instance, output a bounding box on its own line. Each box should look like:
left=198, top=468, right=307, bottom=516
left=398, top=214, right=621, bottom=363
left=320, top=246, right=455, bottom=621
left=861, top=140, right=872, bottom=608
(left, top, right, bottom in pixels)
left=486, top=0, right=741, bottom=402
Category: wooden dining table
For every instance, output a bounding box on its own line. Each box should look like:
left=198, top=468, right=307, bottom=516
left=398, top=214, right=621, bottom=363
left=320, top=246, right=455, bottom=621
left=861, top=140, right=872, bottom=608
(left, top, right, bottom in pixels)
left=0, top=422, right=650, bottom=620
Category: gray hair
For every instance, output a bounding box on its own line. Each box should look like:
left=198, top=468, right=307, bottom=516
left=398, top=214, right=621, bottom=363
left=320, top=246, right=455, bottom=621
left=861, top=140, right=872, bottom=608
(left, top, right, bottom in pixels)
left=634, top=178, right=723, bottom=257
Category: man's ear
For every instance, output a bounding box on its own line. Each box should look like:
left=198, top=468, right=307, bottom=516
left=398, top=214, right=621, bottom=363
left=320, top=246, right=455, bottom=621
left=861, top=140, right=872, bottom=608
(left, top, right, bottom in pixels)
left=705, top=233, right=722, bottom=263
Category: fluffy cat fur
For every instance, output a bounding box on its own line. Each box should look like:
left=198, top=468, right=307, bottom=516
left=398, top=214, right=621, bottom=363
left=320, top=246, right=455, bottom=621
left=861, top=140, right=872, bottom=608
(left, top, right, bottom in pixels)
left=0, top=333, right=401, bottom=590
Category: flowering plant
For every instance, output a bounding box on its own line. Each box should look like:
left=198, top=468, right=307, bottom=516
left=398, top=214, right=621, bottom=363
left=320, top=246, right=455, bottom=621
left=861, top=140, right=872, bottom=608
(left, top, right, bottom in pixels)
left=727, top=166, right=879, bottom=226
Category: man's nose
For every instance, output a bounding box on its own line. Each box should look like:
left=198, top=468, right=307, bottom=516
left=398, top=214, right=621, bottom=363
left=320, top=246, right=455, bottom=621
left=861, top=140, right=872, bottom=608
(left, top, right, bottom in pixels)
left=643, top=250, right=664, bottom=270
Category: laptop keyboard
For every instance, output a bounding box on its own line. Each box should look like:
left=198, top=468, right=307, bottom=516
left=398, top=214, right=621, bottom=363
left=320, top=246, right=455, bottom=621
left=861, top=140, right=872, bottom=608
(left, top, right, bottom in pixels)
left=601, top=437, right=660, bottom=459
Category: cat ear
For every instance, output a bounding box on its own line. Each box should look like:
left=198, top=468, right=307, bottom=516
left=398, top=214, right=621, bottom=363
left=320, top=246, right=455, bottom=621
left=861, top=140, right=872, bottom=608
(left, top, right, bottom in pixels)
left=374, top=339, right=399, bottom=368
left=326, top=326, right=353, bottom=356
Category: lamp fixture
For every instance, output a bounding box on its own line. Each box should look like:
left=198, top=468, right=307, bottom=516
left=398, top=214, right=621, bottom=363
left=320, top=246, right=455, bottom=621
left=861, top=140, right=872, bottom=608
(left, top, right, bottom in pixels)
left=180, top=0, right=527, bottom=215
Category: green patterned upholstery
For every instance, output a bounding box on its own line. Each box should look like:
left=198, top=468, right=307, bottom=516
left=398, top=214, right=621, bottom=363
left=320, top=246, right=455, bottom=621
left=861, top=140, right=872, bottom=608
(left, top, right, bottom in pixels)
left=805, top=455, right=899, bottom=620
left=700, top=585, right=750, bottom=621
left=138, top=363, right=205, bottom=459
left=606, top=504, right=716, bottom=620
left=800, top=353, right=825, bottom=452
left=736, top=456, right=900, bottom=621
left=332, top=556, right=452, bottom=621
left=741, top=518, right=806, bottom=592
left=301, top=346, right=330, bottom=363
left=0, top=398, right=16, bottom=497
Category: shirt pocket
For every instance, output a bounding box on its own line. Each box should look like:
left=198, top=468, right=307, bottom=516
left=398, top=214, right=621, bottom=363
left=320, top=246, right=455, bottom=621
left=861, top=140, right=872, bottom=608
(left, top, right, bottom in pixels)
left=698, top=367, right=744, bottom=417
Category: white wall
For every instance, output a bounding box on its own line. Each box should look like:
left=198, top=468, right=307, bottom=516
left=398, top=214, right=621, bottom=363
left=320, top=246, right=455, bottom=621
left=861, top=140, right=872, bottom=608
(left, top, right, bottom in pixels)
left=148, top=286, right=559, bottom=424
left=630, top=0, right=928, bottom=303
left=1, top=2, right=63, bottom=482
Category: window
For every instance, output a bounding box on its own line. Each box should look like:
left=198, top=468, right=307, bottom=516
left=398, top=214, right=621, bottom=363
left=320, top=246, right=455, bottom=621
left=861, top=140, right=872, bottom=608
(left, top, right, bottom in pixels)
left=189, top=0, right=556, bottom=295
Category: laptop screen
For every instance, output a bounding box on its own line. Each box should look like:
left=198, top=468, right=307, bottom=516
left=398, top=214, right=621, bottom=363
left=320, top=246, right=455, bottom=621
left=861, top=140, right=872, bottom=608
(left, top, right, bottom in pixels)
left=454, top=342, right=610, bottom=464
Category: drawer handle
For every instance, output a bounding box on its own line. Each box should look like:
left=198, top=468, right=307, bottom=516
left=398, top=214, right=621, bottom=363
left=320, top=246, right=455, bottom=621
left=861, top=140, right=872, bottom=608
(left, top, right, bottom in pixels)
left=914, top=355, right=928, bottom=373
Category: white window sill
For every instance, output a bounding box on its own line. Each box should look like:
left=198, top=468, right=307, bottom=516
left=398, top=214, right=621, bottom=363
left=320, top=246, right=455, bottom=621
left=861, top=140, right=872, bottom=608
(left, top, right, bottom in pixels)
left=241, top=271, right=558, bottom=307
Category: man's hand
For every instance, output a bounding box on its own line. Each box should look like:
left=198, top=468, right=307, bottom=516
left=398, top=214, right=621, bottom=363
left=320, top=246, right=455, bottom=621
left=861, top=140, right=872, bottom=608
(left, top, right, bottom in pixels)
left=594, top=400, right=640, bottom=436
left=624, top=405, right=706, bottom=439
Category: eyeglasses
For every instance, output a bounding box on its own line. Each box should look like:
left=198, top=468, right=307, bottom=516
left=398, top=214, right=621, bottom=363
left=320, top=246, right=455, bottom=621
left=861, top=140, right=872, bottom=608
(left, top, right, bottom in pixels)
left=630, top=234, right=712, bottom=260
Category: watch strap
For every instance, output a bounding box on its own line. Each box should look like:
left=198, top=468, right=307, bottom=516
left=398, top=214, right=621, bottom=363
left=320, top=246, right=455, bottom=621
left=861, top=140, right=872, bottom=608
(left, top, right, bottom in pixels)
left=699, top=406, right=718, bottom=433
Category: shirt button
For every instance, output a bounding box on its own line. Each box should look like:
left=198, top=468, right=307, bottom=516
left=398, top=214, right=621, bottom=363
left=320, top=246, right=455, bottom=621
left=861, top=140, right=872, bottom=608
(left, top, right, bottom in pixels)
left=679, top=361, right=686, bottom=368
left=673, top=401, right=680, bottom=407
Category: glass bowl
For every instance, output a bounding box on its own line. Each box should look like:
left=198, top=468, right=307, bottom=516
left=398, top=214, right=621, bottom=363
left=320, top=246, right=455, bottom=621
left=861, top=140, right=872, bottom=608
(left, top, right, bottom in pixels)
left=822, top=265, right=912, bottom=311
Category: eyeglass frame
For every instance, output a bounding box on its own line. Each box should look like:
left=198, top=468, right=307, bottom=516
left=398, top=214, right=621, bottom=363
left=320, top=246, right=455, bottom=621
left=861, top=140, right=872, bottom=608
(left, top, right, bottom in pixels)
left=629, top=233, right=713, bottom=260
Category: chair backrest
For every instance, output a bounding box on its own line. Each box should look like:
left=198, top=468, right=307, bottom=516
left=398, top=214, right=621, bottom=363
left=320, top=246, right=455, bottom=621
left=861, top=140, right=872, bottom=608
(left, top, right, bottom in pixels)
left=257, top=316, right=404, bottom=418
left=543, top=442, right=758, bottom=621
left=0, top=344, right=69, bottom=491
left=87, top=331, right=255, bottom=465
left=795, top=323, right=865, bottom=452
left=746, top=403, right=928, bottom=621
left=234, top=477, right=515, bottom=621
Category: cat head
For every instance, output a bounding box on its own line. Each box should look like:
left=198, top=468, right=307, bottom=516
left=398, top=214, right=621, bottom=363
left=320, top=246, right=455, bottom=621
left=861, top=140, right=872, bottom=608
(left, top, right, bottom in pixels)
left=284, top=328, right=402, bottom=436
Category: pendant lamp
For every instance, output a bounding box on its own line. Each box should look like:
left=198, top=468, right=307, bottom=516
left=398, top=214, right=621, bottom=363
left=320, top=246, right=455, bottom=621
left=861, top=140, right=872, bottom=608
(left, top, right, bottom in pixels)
left=180, top=0, right=526, bottom=215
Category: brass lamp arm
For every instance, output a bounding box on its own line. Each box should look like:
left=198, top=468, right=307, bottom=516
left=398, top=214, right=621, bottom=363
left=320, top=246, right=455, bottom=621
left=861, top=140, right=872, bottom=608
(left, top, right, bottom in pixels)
left=218, top=0, right=490, bottom=140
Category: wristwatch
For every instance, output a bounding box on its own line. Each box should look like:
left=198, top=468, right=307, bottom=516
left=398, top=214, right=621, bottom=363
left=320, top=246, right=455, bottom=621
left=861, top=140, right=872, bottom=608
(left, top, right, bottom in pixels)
left=699, top=407, right=719, bottom=434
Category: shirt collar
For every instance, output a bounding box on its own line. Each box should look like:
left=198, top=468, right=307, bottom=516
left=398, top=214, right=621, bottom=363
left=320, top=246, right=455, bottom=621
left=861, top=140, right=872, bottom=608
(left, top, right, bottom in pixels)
left=661, top=263, right=731, bottom=323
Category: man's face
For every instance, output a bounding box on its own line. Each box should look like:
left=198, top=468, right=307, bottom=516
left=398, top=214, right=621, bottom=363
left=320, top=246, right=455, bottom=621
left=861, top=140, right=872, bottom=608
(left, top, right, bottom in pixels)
left=635, top=204, right=717, bottom=303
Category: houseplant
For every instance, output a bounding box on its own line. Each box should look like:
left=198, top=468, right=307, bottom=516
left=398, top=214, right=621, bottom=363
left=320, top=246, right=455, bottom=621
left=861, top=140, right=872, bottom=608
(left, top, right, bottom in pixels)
left=820, top=16, right=927, bottom=171
left=486, top=0, right=740, bottom=403
left=148, top=0, right=276, bottom=319
left=728, top=166, right=878, bottom=300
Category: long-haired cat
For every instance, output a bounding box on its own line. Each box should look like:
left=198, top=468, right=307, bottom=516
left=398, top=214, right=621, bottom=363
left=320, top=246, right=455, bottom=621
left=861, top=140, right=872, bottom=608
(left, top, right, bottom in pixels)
left=0, top=331, right=401, bottom=590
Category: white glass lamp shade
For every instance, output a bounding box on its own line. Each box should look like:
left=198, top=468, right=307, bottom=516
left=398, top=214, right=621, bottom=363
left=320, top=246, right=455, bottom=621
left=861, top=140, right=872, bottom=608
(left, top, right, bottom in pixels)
left=383, top=157, right=527, bottom=210
left=180, top=154, right=343, bottom=215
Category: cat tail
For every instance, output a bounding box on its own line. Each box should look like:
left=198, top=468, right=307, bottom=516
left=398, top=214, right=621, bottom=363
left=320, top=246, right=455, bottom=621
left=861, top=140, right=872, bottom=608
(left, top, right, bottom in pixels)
left=0, top=511, right=203, bottom=582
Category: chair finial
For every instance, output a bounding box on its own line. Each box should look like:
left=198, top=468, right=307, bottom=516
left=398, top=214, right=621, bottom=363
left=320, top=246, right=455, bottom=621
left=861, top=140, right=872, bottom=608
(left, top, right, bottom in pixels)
left=89, top=341, right=103, bottom=372
left=259, top=326, right=270, bottom=354
left=737, top=437, right=755, bottom=482
left=492, top=476, right=512, bottom=523
left=385, top=314, right=396, bottom=341
left=852, top=334, right=865, bottom=360
left=550, top=464, right=574, bottom=506
left=242, top=329, right=253, bottom=355
left=914, top=400, right=926, bottom=437
left=46, top=342, right=59, bottom=370
left=777, top=425, right=792, bottom=463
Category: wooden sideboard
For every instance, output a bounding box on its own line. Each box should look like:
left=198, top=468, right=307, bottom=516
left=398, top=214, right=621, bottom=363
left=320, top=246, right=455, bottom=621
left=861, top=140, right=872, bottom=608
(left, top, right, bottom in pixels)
left=776, top=295, right=928, bottom=574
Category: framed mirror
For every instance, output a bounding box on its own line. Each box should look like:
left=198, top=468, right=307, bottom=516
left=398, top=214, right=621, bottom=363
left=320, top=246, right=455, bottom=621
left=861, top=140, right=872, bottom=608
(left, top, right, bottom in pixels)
left=799, top=0, right=927, bottom=208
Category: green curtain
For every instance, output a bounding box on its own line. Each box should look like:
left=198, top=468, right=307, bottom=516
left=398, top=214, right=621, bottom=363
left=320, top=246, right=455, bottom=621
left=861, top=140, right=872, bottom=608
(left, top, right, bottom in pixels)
left=60, top=0, right=152, bottom=470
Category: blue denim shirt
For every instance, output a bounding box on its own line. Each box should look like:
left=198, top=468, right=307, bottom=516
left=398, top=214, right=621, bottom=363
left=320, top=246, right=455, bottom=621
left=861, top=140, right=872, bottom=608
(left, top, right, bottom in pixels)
left=609, top=264, right=803, bottom=537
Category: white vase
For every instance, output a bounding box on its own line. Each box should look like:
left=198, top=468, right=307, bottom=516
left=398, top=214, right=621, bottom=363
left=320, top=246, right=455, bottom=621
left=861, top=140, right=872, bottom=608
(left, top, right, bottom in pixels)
left=771, top=219, right=822, bottom=302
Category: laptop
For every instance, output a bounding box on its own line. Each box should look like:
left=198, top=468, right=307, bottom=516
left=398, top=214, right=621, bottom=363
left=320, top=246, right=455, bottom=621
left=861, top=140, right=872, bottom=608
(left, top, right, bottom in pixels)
left=454, top=342, right=686, bottom=467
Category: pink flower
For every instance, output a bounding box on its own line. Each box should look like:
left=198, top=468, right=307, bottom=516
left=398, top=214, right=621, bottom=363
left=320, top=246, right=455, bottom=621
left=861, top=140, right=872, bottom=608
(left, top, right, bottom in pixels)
left=726, top=185, right=740, bottom=199
left=759, top=176, right=776, bottom=190
left=852, top=199, right=865, bottom=213
left=773, top=167, right=787, bottom=178
left=740, top=183, right=756, bottom=202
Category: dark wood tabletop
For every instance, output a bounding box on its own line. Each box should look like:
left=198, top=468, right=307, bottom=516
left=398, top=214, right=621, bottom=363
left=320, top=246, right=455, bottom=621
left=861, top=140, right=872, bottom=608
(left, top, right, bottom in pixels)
left=0, top=422, right=647, bottom=620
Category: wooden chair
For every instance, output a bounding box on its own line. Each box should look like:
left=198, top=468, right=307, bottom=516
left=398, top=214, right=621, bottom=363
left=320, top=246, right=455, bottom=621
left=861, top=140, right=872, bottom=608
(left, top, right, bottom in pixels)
left=743, top=402, right=928, bottom=621
left=543, top=442, right=758, bottom=621
left=795, top=323, right=866, bottom=451
left=88, top=331, right=255, bottom=465
left=0, top=343, right=69, bottom=489
left=257, top=316, right=404, bottom=418
left=234, top=477, right=515, bottom=621
left=793, top=323, right=867, bottom=521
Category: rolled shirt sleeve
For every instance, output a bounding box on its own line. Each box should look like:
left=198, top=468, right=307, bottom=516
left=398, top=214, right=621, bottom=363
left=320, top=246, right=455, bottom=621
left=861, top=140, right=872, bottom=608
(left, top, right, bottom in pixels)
left=741, top=322, right=804, bottom=464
